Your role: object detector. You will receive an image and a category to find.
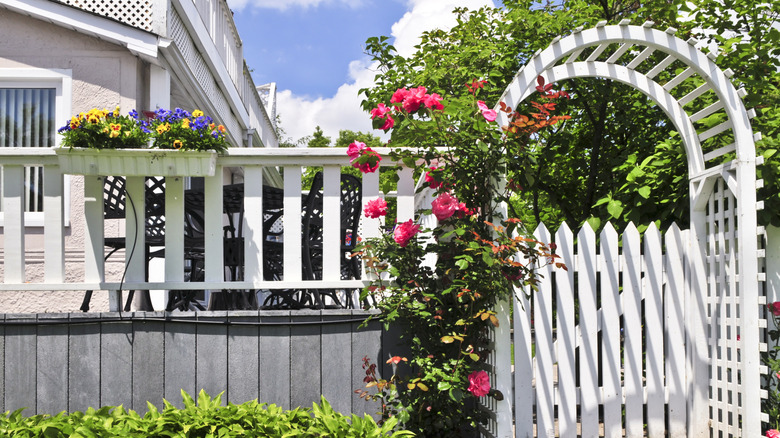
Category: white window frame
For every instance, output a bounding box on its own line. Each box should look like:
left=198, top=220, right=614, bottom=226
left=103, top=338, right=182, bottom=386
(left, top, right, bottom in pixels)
left=0, top=68, right=72, bottom=227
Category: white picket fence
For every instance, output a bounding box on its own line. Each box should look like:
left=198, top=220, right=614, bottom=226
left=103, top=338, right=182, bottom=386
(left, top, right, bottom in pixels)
left=486, top=221, right=696, bottom=438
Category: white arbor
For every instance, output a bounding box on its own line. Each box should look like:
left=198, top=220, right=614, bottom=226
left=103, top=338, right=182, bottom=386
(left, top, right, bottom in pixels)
left=490, top=21, right=765, bottom=437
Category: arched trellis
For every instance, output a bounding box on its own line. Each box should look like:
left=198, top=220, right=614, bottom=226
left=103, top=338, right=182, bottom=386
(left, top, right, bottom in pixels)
left=491, top=21, right=765, bottom=437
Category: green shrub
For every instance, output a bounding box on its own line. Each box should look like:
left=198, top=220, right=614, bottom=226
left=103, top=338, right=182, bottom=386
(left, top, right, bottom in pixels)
left=0, top=390, right=414, bottom=437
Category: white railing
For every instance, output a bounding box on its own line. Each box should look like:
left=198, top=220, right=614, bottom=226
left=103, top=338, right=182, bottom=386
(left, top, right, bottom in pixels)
left=0, top=148, right=413, bottom=294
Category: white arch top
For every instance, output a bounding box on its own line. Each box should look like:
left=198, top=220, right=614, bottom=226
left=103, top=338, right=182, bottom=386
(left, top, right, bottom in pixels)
left=495, top=20, right=757, bottom=180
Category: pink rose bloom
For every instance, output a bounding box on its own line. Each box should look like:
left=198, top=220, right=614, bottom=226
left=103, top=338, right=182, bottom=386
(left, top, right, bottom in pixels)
left=352, top=149, right=382, bottom=173
left=370, top=103, right=391, bottom=120
left=394, top=219, right=421, bottom=247
left=769, top=301, right=780, bottom=316
left=402, top=86, right=427, bottom=113
left=346, top=141, right=366, bottom=160
left=425, top=167, right=442, bottom=189
left=431, top=192, right=461, bottom=221
left=364, top=198, right=388, bottom=218
left=477, top=100, right=497, bottom=122
left=423, top=93, right=444, bottom=110
left=467, top=370, right=490, bottom=397
left=390, top=88, right=409, bottom=104
left=766, top=429, right=780, bottom=438
left=379, top=113, right=395, bottom=131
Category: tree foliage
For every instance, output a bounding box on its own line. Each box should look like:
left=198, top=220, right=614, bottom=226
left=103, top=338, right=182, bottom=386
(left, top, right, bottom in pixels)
left=361, top=0, right=780, bottom=230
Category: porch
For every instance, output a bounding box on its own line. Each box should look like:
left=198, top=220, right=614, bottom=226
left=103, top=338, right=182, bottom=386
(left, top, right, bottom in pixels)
left=0, top=147, right=414, bottom=312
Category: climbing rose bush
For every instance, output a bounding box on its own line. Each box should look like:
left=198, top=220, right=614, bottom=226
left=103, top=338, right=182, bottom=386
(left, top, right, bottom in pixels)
left=354, top=77, right=568, bottom=436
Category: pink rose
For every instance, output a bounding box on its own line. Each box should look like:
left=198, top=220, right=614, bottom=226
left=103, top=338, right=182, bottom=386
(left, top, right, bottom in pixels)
left=390, top=88, right=409, bottom=104
left=394, top=219, right=421, bottom=247
left=364, top=198, right=388, bottom=218
left=769, top=302, right=780, bottom=316
left=401, top=86, right=427, bottom=113
left=477, top=100, right=497, bottom=122
left=423, top=93, right=444, bottom=110
left=431, top=192, right=461, bottom=221
left=467, top=370, right=490, bottom=397
left=766, top=429, right=780, bottom=438
left=348, top=142, right=382, bottom=173
left=425, top=166, right=442, bottom=189
left=379, top=113, right=395, bottom=131
left=346, top=141, right=366, bottom=160
left=370, top=103, right=391, bottom=120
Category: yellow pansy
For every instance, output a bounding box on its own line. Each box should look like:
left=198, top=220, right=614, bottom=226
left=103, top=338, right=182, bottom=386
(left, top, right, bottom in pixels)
left=192, top=109, right=204, bottom=118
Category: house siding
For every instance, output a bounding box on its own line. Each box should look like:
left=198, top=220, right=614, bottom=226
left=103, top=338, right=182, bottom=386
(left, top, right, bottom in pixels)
left=0, top=7, right=148, bottom=312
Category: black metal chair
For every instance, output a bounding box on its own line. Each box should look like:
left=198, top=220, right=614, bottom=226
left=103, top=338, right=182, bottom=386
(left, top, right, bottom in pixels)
left=300, top=172, right=363, bottom=309
left=79, top=176, right=166, bottom=312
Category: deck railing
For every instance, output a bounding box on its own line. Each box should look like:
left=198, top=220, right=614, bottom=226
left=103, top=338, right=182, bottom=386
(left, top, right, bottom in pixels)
left=0, top=147, right=416, bottom=300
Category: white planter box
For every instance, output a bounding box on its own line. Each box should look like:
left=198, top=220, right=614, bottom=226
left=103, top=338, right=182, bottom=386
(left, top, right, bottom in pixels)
left=55, top=148, right=217, bottom=177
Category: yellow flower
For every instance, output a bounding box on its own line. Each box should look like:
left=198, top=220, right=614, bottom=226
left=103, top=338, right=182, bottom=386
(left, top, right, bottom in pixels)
left=192, top=109, right=204, bottom=118
left=173, top=139, right=183, bottom=149
left=182, top=118, right=190, bottom=129
left=114, top=106, right=120, bottom=115
left=109, top=130, right=120, bottom=138
left=69, top=116, right=80, bottom=129
left=156, top=123, right=170, bottom=134
left=109, top=123, right=122, bottom=132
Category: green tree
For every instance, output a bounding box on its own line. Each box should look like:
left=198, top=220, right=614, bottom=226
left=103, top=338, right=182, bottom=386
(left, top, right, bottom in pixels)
left=362, top=0, right=780, bottom=230
left=308, top=126, right=331, bottom=148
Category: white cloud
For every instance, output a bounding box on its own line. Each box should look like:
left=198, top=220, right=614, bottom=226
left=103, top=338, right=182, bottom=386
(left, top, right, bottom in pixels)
left=273, top=0, right=496, bottom=144
left=227, top=0, right=363, bottom=12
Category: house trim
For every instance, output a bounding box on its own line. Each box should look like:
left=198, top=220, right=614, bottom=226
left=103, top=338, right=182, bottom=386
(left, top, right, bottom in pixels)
left=0, top=0, right=160, bottom=61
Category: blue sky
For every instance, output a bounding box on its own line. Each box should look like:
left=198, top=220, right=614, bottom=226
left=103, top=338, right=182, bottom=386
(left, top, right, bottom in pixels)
left=226, top=0, right=496, bottom=143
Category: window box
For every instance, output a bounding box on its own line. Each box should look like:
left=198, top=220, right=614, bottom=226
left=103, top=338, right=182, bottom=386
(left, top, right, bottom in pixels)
left=55, top=147, right=217, bottom=177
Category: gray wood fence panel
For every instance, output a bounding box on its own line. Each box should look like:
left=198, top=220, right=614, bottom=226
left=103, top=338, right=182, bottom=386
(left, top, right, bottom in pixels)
left=68, top=317, right=101, bottom=412
left=5, top=315, right=37, bottom=415
left=258, top=311, right=291, bottom=409
left=321, top=310, right=352, bottom=415
left=132, top=319, right=164, bottom=412
left=36, top=314, right=69, bottom=414
left=196, top=312, right=228, bottom=405
left=290, top=310, right=322, bottom=409
left=0, top=311, right=395, bottom=417
left=163, top=319, right=196, bottom=409
left=352, top=314, right=382, bottom=417
left=100, top=318, right=133, bottom=408
left=227, top=312, right=259, bottom=405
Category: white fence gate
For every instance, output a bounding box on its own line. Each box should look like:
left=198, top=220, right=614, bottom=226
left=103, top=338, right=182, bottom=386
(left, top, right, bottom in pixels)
left=486, top=21, right=766, bottom=437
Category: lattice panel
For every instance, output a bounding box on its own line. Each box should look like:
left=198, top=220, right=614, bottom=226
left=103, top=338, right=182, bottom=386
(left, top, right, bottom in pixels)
left=169, top=9, right=241, bottom=144
left=55, top=0, right=154, bottom=32
left=705, top=176, right=744, bottom=437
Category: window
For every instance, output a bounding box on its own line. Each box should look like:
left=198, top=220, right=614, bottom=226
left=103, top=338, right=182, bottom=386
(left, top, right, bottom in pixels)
left=0, top=68, right=71, bottom=226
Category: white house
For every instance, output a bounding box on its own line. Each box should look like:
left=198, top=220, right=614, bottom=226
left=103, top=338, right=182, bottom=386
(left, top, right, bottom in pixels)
left=0, top=0, right=278, bottom=312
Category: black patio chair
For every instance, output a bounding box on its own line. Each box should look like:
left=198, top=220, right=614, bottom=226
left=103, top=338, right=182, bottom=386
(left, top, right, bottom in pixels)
left=299, top=171, right=363, bottom=309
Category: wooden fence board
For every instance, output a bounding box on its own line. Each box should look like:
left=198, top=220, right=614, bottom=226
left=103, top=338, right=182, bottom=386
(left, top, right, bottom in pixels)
left=100, top=318, right=133, bottom=408
left=290, top=310, right=322, bottom=409
left=227, top=312, right=260, bottom=405
left=258, top=311, right=291, bottom=408
left=555, top=222, right=576, bottom=437
left=5, top=315, right=37, bottom=415
left=321, top=310, right=353, bottom=415
left=352, top=314, right=382, bottom=417
left=623, top=224, right=644, bottom=437
left=578, top=224, right=599, bottom=438
left=196, top=312, right=228, bottom=405
left=132, top=318, right=164, bottom=412
left=666, top=225, right=687, bottom=436
left=601, top=223, right=622, bottom=438
left=163, top=318, right=196, bottom=408
left=644, top=223, right=665, bottom=437
left=36, top=314, right=68, bottom=414
left=68, top=317, right=100, bottom=412
left=533, top=223, right=555, bottom=438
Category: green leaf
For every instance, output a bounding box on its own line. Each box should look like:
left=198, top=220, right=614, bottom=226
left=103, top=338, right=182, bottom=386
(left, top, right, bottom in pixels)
left=637, top=186, right=651, bottom=199
left=607, top=199, right=623, bottom=219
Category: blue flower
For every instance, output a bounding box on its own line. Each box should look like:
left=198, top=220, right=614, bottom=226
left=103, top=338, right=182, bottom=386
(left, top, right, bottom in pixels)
left=129, top=109, right=139, bottom=119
